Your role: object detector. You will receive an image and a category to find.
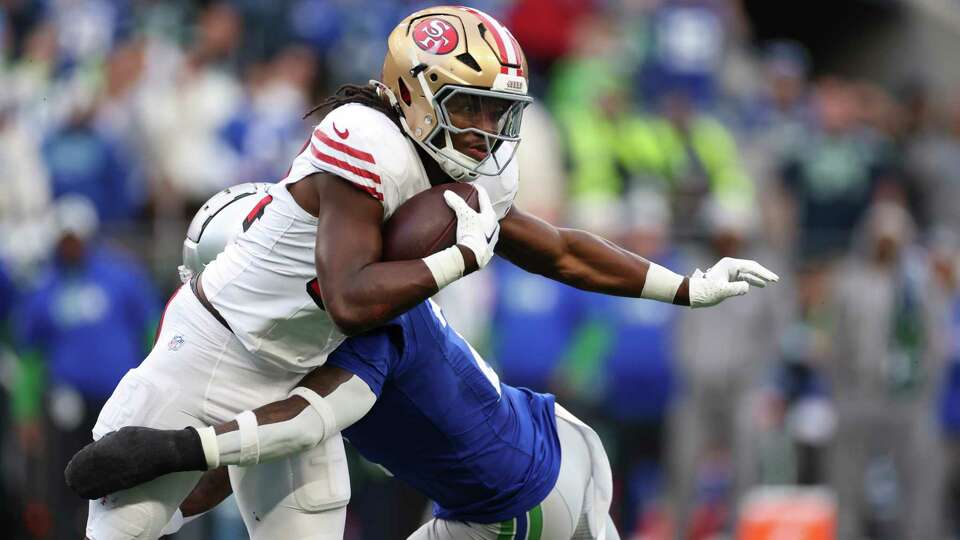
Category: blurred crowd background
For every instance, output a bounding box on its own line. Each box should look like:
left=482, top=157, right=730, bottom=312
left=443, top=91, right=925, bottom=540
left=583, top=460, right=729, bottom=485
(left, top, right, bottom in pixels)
left=1, top=0, right=959, bottom=538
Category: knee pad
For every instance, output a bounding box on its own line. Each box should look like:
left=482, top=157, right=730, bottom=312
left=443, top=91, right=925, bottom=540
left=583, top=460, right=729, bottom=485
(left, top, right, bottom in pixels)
left=85, top=471, right=203, bottom=540
left=288, top=433, right=351, bottom=512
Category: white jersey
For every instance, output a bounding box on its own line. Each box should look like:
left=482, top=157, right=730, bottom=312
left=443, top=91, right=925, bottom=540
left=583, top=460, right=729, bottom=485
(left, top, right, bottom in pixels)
left=201, top=103, right=519, bottom=372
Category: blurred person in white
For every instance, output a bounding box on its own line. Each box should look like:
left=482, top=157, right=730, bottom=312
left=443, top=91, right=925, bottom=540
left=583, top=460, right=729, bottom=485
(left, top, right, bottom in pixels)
left=826, top=200, right=948, bottom=539
left=672, top=198, right=792, bottom=537
left=139, top=2, right=246, bottom=204
left=0, top=87, right=53, bottom=271
left=905, top=91, right=960, bottom=235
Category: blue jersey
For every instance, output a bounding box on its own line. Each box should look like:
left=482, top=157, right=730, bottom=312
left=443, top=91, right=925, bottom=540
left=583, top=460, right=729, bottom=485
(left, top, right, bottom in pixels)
left=326, top=300, right=561, bottom=524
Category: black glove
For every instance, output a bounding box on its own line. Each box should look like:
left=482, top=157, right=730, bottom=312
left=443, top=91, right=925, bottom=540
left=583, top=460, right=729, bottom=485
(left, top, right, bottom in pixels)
left=65, top=426, right=208, bottom=500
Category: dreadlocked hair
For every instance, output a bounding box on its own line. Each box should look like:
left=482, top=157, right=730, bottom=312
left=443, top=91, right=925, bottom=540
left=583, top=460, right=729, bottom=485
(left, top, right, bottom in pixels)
left=304, top=83, right=402, bottom=129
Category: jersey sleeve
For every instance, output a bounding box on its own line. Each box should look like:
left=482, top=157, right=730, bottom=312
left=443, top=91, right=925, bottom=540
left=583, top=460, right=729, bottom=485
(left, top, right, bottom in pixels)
left=284, top=104, right=413, bottom=216
left=325, top=326, right=403, bottom=397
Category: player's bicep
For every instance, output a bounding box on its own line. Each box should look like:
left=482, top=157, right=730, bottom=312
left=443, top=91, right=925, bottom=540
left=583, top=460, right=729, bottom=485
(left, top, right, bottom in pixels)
left=312, top=173, right=384, bottom=299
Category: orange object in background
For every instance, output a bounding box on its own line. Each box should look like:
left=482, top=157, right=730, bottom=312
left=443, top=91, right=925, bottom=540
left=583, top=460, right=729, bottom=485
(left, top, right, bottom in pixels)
left=738, top=487, right=836, bottom=540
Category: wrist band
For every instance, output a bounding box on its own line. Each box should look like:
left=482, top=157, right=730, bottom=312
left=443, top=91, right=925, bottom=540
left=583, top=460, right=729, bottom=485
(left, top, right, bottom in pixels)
left=422, top=246, right=465, bottom=289
left=235, top=410, right=260, bottom=466
left=195, top=426, right=221, bottom=470
left=640, top=263, right=685, bottom=303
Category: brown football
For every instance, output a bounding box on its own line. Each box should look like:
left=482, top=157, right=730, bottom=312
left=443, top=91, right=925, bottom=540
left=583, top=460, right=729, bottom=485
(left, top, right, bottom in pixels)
left=381, top=182, right=478, bottom=261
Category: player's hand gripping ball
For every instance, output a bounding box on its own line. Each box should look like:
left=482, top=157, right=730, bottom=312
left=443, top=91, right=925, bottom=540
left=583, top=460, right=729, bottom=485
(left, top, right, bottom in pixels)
left=381, top=182, right=483, bottom=262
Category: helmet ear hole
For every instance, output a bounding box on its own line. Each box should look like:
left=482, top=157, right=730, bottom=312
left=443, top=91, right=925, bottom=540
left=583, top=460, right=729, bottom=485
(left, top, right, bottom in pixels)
left=398, top=78, right=412, bottom=106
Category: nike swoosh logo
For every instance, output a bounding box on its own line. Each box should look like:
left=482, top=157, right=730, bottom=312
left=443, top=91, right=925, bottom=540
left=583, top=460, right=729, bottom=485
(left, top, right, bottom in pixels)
left=485, top=226, right=498, bottom=244
left=332, top=123, right=349, bottom=139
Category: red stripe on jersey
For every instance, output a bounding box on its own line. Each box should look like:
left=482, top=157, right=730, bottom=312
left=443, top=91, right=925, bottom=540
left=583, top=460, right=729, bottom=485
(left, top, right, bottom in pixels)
left=310, top=144, right=382, bottom=185
left=314, top=129, right=376, bottom=164
left=344, top=179, right=385, bottom=201
left=154, top=285, right=183, bottom=345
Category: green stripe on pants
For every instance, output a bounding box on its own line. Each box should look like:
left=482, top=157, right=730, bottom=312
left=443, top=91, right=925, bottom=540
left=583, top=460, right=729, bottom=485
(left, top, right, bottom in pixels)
left=527, top=505, right=543, bottom=540
left=497, top=518, right=516, bottom=540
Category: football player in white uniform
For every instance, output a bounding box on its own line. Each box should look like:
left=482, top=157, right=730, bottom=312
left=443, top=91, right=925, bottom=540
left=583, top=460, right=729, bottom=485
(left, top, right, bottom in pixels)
left=79, top=5, right=778, bottom=539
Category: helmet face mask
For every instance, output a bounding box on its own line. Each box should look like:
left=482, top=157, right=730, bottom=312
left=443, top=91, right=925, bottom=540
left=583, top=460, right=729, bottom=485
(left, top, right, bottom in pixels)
left=381, top=6, right=531, bottom=181
left=431, top=85, right=531, bottom=177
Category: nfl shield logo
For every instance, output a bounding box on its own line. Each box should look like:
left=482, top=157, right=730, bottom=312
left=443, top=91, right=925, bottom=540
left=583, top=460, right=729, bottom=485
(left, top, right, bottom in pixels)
left=168, top=335, right=185, bottom=351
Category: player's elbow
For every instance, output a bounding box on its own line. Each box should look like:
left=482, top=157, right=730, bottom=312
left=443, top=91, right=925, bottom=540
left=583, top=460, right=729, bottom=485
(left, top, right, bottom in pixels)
left=325, top=298, right=372, bottom=336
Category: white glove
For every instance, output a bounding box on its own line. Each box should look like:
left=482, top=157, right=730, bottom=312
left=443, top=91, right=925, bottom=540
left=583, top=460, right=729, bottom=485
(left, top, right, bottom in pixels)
left=688, top=257, right=779, bottom=308
left=444, top=185, right=500, bottom=269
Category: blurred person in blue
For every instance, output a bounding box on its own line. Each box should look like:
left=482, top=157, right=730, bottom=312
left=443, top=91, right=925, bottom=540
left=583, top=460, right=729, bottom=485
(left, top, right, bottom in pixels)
left=826, top=200, right=947, bottom=540
left=934, top=231, right=960, bottom=538
left=672, top=198, right=790, bottom=537
left=571, top=191, right=680, bottom=537
left=13, top=195, right=159, bottom=538
left=42, top=102, right=147, bottom=224
left=488, top=257, right=583, bottom=394
left=639, top=0, right=738, bottom=109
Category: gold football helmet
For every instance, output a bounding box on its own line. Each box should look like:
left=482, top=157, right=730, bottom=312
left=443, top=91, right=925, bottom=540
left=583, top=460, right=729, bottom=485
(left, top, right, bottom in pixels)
left=378, top=5, right=532, bottom=180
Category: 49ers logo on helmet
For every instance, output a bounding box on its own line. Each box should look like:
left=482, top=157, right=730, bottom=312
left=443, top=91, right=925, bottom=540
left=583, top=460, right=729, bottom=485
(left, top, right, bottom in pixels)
left=413, top=18, right=459, bottom=55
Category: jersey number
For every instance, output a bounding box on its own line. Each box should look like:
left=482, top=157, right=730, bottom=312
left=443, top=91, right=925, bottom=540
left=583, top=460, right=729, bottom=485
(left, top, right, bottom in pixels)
left=428, top=300, right=501, bottom=396
left=242, top=195, right=274, bottom=232
left=306, top=278, right=325, bottom=310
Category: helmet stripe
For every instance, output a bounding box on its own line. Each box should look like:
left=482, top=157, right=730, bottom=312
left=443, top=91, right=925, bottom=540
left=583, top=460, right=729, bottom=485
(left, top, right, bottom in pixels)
left=461, top=7, right=519, bottom=71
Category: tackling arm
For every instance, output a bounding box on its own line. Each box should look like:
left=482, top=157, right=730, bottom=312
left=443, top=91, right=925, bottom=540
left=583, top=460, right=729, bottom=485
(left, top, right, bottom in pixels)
left=65, top=366, right=375, bottom=500
left=496, top=206, right=779, bottom=307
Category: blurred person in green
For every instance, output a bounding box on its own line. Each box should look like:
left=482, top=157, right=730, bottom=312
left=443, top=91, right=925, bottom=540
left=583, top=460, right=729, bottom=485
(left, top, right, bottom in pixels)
left=550, top=17, right=753, bottom=241
left=825, top=200, right=948, bottom=539
left=671, top=198, right=790, bottom=537
left=12, top=196, right=159, bottom=538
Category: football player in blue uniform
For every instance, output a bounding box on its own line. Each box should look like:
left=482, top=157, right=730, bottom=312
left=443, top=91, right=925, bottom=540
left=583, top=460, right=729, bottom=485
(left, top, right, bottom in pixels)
left=69, top=298, right=617, bottom=539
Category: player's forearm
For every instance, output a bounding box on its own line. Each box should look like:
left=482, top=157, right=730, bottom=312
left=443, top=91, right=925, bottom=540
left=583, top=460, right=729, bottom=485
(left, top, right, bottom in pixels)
left=197, top=374, right=374, bottom=469
left=498, top=208, right=690, bottom=304
left=66, top=371, right=373, bottom=500
left=322, top=259, right=441, bottom=335
left=552, top=228, right=691, bottom=305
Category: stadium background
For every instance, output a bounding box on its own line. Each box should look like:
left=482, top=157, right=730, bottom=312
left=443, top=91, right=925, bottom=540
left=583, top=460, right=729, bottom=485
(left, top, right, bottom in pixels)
left=1, top=0, right=959, bottom=538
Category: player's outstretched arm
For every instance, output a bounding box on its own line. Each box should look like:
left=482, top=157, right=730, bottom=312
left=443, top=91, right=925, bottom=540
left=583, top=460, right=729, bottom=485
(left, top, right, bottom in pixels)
left=495, top=206, right=779, bottom=307
left=65, top=366, right=375, bottom=500
left=304, top=173, right=480, bottom=335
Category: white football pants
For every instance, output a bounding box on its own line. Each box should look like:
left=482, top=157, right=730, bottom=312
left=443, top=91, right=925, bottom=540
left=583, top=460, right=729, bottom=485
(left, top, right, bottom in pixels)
left=85, top=285, right=350, bottom=539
